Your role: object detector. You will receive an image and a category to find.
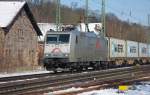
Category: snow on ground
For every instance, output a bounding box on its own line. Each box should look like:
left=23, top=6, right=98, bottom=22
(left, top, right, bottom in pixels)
left=44, top=82, right=150, bottom=95
left=78, top=82, right=150, bottom=95
left=45, top=87, right=83, bottom=95
left=0, top=68, right=52, bottom=78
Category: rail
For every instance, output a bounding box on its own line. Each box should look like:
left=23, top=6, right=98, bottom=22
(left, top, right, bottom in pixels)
left=0, top=65, right=150, bottom=95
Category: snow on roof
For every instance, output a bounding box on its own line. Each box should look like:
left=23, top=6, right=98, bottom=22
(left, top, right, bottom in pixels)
left=0, top=1, right=25, bottom=27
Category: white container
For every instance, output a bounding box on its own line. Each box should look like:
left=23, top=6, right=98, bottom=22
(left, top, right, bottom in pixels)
left=109, top=38, right=126, bottom=58
left=139, top=43, right=148, bottom=57
left=148, top=44, right=150, bottom=57
left=126, top=40, right=138, bottom=57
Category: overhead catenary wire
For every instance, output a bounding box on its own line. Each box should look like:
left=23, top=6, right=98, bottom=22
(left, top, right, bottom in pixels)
left=85, top=0, right=88, bottom=29
left=92, top=0, right=143, bottom=24
left=106, top=6, right=142, bottom=24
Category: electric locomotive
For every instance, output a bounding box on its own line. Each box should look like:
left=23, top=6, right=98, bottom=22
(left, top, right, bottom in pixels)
left=43, top=29, right=108, bottom=71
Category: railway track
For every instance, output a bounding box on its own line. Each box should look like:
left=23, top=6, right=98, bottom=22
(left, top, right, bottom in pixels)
left=0, top=70, right=75, bottom=82
left=0, top=66, right=135, bottom=82
left=0, top=67, right=117, bottom=82
left=0, top=65, right=150, bottom=95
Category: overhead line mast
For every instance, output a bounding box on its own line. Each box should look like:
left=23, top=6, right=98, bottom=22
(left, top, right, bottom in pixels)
left=101, top=0, right=106, bottom=37
left=56, top=0, right=61, bottom=31
left=85, top=0, right=89, bottom=32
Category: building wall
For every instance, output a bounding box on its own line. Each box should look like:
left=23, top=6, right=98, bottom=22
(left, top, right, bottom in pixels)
left=38, top=43, right=44, bottom=64
left=2, top=8, right=38, bottom=72
left=0, top=28, right=4, bottom=66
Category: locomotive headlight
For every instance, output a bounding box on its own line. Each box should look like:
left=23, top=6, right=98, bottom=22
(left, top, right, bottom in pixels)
left=64, top=54, right=69, bottom=57
left=45, top=54, right=51, bottom=57
left=45, top=54, right=49, bottom=57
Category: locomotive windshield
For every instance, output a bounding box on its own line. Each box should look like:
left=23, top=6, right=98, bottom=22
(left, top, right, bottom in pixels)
left=46, top=34, right=70, bottom=44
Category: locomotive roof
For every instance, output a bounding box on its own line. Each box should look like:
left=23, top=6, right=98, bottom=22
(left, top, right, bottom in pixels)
left=46, top=30, right=98, bottom=37
left=46, top=31, right=71, bottom=34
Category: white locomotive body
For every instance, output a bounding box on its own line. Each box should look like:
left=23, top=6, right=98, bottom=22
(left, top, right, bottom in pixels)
left=43, top=30, right=108, bottom=70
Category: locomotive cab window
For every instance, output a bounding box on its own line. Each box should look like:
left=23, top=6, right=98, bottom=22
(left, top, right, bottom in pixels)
left=46, top=34, right=70, bottom=44
left=58, top=34, right=70, bottom=43
left=46, top=35, right=57, bottom=44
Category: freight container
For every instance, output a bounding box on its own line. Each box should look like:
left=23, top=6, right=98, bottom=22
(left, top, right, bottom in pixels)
left=126, top=40, right=138, bottom=57
left=139, top=43, right=148, bottom=57
left=109, top=38, right=126, bottom=58
left=148, top=44, right=150, bottom=57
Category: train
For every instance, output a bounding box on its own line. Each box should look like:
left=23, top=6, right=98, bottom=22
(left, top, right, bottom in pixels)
left=43, top=25, right=150, bottom=71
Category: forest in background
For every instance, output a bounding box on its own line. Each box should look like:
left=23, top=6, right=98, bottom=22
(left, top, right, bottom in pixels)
left=1, top=0, right=150, bottom=42
left=27, top=0, right=99, bottom=23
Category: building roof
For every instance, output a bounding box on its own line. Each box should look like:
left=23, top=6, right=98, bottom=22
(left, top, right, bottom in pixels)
left=0, top=1, right=42, bottom=36
left=0, top=1, right=25, bottom=27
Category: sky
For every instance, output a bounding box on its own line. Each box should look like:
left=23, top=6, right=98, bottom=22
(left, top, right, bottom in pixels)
left=60, top=0, right=150, bottom=26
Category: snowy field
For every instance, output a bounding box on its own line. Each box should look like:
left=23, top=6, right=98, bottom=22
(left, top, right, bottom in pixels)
left=45, top=82, right=150, bottom=95
left=79, top=82, right=150, bottom=95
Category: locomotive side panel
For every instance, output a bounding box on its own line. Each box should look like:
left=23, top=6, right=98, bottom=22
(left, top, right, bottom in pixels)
left=73, top=32, right=108, bottom=62
left=97, top=36, right=108, bottom=61
left=74, top=32, right=93, bottom=62
left=69, top=32, right=79, bottom=62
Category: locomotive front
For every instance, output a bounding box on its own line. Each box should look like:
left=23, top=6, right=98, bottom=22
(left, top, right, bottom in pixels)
left=43, top=31, right=71, bottom=69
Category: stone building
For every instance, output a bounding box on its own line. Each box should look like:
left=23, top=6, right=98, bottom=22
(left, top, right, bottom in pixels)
left=0, top=1, right=42, bottom=72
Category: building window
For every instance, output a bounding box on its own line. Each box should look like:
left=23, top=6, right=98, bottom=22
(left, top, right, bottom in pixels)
left=18, top=29, right=24, bottom=41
